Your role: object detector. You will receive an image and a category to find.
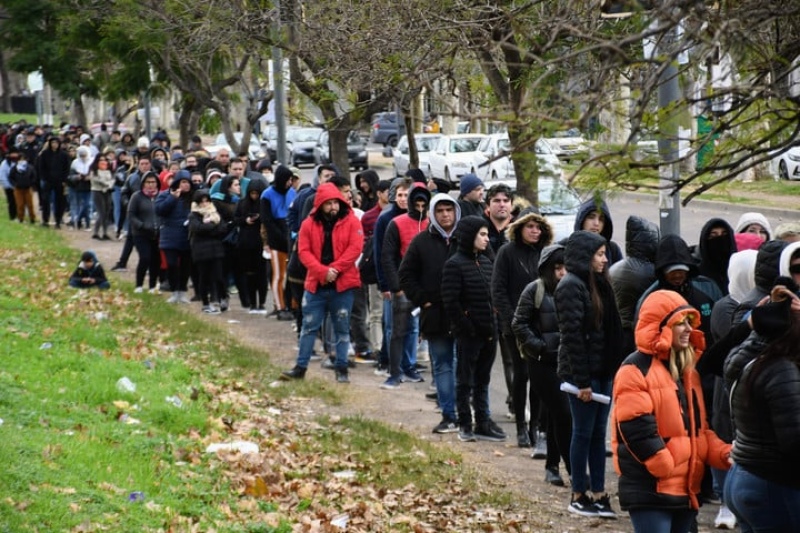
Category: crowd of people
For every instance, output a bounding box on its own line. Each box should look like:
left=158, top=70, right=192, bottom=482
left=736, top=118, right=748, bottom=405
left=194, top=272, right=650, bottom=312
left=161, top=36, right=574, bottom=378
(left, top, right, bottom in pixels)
left=4, top=120, right=800, bottom=531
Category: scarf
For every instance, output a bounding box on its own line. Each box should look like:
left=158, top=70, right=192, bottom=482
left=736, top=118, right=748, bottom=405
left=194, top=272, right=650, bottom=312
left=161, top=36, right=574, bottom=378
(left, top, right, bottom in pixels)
left=192, top=201, right=221, bottom=224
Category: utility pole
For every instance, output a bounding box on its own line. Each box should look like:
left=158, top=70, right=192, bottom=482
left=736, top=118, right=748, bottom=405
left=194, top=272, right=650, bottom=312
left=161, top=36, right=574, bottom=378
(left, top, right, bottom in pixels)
left=272, top=0, right=287, bottom=165
left=656, top=24, right=681, bottom=237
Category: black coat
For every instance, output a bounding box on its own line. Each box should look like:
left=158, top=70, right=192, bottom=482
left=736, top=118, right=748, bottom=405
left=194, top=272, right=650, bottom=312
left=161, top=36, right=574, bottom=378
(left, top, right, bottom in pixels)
left=399, top=225, right=458, bottom=336
left=512, top=280, right=560, bottom=364
left=127, top=191, right=159, bottom=240
left=725, top=332, right=800, bottom=489
left=609, top=215, right=659, bottom=331
left=36, top=146, right=71, bottom=185
left=188, top=212, right=226, bottom=262
left=556, top=230, right=622, bottom=388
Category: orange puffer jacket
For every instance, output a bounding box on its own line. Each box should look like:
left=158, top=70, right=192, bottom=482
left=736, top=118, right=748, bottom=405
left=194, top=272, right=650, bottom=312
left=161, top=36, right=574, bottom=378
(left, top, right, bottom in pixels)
left=612, top=290, right=730, bottom=511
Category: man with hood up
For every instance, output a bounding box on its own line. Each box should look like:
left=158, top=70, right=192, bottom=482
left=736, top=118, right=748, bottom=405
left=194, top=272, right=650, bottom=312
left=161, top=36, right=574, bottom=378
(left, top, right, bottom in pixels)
left=261, top=165, right=297, bottom=319
left=399, top=193, right=462, bottom=432
left=442, top=215, right=507, bottom=443
left=573, top=198, right=623, bottom=266
left=36, top=136, right=71, bottom=228
left=280, top=183, right=364, bottom=384
left=693, top=218, right=737, bottom=296
left=609, top=215, right=661, bottom=355
left=379, top=182, right=431, bottom=389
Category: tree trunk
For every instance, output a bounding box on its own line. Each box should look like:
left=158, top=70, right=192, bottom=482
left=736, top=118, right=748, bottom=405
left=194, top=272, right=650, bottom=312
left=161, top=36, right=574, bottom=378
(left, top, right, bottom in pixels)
left=177, top=96, right=199, bottom=149
left=0, top=51, right=11, bottom=113
left=73, top=96, right=88, bottom=129
left=328, top=127, right=351, bottom=179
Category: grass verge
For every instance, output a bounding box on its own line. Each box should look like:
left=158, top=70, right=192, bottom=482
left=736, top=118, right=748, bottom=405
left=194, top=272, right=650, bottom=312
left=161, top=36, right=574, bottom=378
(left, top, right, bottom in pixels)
left=0, top=212, right=529, bottom=532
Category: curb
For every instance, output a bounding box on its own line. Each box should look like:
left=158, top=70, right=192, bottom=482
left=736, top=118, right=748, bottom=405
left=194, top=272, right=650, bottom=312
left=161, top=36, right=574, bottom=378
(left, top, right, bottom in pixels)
left=610, top=191, right=798, bottom=222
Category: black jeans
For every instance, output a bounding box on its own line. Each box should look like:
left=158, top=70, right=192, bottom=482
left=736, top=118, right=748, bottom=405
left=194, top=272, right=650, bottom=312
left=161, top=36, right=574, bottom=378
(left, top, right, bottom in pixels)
left=528, top=358, right=572, bottom=475
left=133, top=235, right=160, bottom=289
left=163, top=248, right=192, bottom=292
left=502, top=333, right=541, bottom=433
left=195, top=258, right=225, bottom=305
left=39, top=180, right=66, bottom=225
left=455, top=335, right=497, bottom=427
left=349, top=284, right=371, bottom=354
left=4, top=187, right=16, bottom=220
left=497, top=330, right=515, bottom=413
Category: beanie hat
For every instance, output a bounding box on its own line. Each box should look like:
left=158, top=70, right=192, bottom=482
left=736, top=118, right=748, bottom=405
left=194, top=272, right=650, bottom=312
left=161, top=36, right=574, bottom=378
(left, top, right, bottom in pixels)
left=137, top=136, right=150, bottom=149
left=460, top=173, right=484, bottom=196
left=405, top=168, right=427, bottom=184
left=735, top=212, right=772, bottom=239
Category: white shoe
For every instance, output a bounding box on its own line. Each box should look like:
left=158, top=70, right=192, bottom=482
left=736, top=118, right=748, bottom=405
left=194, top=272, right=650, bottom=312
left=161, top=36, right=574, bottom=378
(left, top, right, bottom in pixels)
left=148, top=287, right=159, bottom=295
left=134, top=286, right=144, bottom=294
left=167, top=292, right=179, bottom=303
left=714, top=505, right=737, bottom=529
left=177, top=291, right=191, bottom=304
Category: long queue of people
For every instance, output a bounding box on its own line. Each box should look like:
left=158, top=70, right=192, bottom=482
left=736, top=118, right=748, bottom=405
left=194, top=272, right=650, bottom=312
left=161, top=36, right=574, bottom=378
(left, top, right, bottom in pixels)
left=277, top=166, right=800, bottom=532
left=4, top=122, right=800, bottom=531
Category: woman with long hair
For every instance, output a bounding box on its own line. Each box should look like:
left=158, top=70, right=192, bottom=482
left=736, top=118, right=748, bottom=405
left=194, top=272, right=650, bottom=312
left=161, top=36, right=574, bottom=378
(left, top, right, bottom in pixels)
left=613, top=290, right=731, bottom=532
left=724, top=281, right=800, bottom=532
left=89, top=154, right=115, bottom=240
left=555, top=230, right=623, bottom=518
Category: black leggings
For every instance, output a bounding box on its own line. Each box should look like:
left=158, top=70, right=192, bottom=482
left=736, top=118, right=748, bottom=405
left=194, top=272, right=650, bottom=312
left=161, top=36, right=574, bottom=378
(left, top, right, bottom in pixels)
left=528, top=358, right=572, bottom=474
left=133, top=235, right=160, bottom=289
left=163, top=248, right=192, bottom=292
left=195, top=258, right=225, bottom=305
left=238, top=247, right=268, bottom=309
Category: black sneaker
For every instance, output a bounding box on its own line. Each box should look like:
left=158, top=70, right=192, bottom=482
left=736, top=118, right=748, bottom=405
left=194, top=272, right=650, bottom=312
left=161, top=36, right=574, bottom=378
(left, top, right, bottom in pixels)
left=458, top=425, right=477, bottom=442
left=401, top=370, right=424, bottom=383
left=474, top=419, right=507, bottom=442
left=335, top=368, right=350, bottom=384
left=279, top=366, right=307, bottom=380
left=425, top=391, right=438, bottom=402
left=432, top=418, right=459, bottom=434
left=517, top=430, right=532, bottom=448
left=592, top=495, right=617, bottom=519
left=110, top=264, right=127, bottom=273
left=568, top=493, right=598, bottom=517
left=544, top=467, right=565, bottom=487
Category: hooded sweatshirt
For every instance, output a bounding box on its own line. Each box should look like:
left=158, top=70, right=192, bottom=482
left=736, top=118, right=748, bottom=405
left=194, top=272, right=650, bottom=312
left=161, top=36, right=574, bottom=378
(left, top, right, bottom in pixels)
left=381, top=183, right=430, bottom=293
left=355, top=169, right=380, bottom=212
left=613, top=290, right=730, bottom=512
left=297, top=182, right=363, bottom=293
left=778, top=241, right=800, bottom=278
left=735, top=212, right=772, bottom=240
left=260, top=165, right=297, bottom=251
left=694, top=218, right=737, bottom=296
left=732, top=239, right=789, bottom=324
left=573, top=198, right=624, bottom=266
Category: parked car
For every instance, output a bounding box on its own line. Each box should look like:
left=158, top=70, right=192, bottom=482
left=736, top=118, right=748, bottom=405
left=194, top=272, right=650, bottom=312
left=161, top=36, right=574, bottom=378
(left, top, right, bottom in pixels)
left=772, top=145, right=800, bottom=180
left=370, top=112, right=405, bottom=147
left=391, top=134, right=442, bottom=178
left=471, top=134, right=561, bottom=183
left=286, top=127, right=325, bottom=167
left=208, top=132, right=268, bottom=161
left=90, top=122, right=128, bottom=136
left=427, top=134, right=486, bottom=184
left=313, top=130, right=369, bottom=170
left=544, top=128, right=590, bottom=162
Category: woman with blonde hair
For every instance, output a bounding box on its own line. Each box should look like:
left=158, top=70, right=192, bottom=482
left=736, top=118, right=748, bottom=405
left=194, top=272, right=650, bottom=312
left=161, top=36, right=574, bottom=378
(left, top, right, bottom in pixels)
left=612, top=290, right=731, bottom=532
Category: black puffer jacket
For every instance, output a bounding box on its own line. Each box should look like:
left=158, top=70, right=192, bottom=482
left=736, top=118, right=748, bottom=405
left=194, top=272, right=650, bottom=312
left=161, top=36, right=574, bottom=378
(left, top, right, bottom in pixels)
left=188, top=212, right=226, bottom=262
left=725, top=331, right=800, bottom=489
left=399, top=206, right=460, bottom=336
left=733, top=240, right=788, bottom=323
left=556, top=230, right=622, bottom=387
left=235, top=179, right=266, bottom=250
left=511, top=244, right=563, bottom=364
left=491, top=208, right=553, bottom=335
left=441, top=216, right=496, bottom=339
left=609, top=215, right=660, bottom=331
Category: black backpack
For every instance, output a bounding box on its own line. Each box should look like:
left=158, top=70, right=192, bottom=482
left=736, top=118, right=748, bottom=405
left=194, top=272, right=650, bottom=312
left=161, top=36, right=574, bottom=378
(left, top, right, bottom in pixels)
left=358, top=234, right=378, bottom=285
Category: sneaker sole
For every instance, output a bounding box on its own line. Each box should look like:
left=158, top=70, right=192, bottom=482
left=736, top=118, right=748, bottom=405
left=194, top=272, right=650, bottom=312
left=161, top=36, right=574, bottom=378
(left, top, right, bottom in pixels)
left=567, top=506, right=599, bottom=518
left=475, top=434, right=507, bottom=442
left=458, top=435, right=477, bottom=442
left=595, top=510, right=617, bottom=519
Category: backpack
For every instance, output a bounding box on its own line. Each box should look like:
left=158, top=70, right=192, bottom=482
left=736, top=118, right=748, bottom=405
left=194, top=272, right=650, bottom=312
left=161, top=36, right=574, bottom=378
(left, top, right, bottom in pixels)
left=358, top=234, right=378, bottom=285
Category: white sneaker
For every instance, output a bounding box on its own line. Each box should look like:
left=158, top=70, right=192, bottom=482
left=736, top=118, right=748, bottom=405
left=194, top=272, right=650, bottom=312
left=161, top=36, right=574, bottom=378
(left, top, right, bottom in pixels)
left=148, top=287, right=159, bottom=295
left=714, top=505, right=737, bottom=529
left=167, top=292, right=179, bottom=303
left=134, top=286, right=144, bottom=294
left=177, top=291, right=191, bottom=304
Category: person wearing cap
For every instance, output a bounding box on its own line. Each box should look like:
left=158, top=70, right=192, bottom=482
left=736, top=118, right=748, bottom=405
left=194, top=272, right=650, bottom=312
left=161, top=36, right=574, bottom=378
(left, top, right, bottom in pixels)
left=457, top=173, right=486, bottom=218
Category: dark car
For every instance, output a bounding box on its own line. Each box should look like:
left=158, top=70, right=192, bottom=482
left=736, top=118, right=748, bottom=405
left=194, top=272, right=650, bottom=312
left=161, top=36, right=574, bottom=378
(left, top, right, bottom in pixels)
left=314, top=130, right=368, bottom=170
left=370, top=112, right=406, bottom=147
left=287, top=127, right=325, bottom=167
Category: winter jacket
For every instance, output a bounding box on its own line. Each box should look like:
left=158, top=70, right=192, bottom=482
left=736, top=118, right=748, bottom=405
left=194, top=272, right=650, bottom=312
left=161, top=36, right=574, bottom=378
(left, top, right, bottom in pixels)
left=68, top=148, right=93, bottom=192
left=613, top=290, right=730, bottom=511
left=556, top=230, right=623, bottom=388
left=732, top=239, right=788, bottom=324
left=127, top=178, right=159, bottom=240
left=90, top=169, right=115, bottom=193
left=511, top=245, right=564, bottom=364
left=573, top=198, right=624, bottom=266
left=373, top=203, right=406, bottom=292
left=725, top=332, right=800, bottom=489
left=9, top=163, right=36, bottom=189
left=441, top=215, right=497, bottom=339
left=68, top=251, right=110, bottom=289
left=399, top=194, right=460, bottom=336
left=609, top=215, right=660, bottom=331
left=155, top=190, right=192, bottom=251
left=298, top=183, right=363, bottom=294
left=188, top=209, right=226, bottom=262
left=491, top=208, right=553, bottom=335
left=381, top=184, right=431, bottom=294
left=260, top=165, right=296, bottom=252
left=234, top=179, right=267, bottom=250
left=36, top=141, right=71, bottom=185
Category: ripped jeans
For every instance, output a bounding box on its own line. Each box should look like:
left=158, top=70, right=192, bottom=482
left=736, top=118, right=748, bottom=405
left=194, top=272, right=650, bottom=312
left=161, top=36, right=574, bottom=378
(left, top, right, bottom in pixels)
left=295, top=287, right=355, bottom=370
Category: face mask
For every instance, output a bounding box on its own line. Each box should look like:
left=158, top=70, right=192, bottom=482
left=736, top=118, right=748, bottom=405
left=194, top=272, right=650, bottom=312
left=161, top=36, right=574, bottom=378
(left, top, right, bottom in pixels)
left=17, top=161, right=27, bottom=171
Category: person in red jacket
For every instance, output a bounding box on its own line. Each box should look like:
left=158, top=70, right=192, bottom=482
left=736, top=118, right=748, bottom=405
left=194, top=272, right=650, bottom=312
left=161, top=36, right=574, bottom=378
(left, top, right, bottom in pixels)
left=280, top=183, right=363, bottom=383
left=612, top=290, right=731, bottom=532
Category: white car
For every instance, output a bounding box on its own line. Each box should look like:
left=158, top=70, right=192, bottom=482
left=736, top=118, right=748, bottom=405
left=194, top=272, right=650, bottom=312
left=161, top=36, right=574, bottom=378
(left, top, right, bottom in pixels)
left=391, top=134, right=442, bottom=177
left=208, top=132, right=268, bottom=161
left=427, top=134, right=486, bottom=184
left=471, top=134, right=562, bottom=184
left=772, top=145, right=800, bottom=180
left=544, top=129, right=590, bottom=162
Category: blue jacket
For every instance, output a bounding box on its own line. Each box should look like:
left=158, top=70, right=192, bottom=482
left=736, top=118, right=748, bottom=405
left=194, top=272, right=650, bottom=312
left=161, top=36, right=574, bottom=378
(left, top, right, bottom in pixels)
left=155, top=191, right=191, bottom=251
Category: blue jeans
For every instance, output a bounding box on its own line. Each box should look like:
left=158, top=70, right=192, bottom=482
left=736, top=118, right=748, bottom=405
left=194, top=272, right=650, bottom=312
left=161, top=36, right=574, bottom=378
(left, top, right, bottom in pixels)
left=381, top=295, right=418, bottom=372
left=428, top=335, right=456, bottom=421
left=296, top=288, right=354, bottom=370
left=725, top=462, right=800, bottom=533
left=112, top=185, right=122, bottom=232
left=567, top=378, right=612, bottom=494
left=629, top=508, right=696, bottom=533
left=389, top=294, right=417, bottom=379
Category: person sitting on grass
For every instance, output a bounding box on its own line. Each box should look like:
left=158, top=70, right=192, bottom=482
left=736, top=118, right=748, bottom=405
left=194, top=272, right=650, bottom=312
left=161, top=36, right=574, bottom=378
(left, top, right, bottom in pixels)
left=69, top=250, right=110, bottom=290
